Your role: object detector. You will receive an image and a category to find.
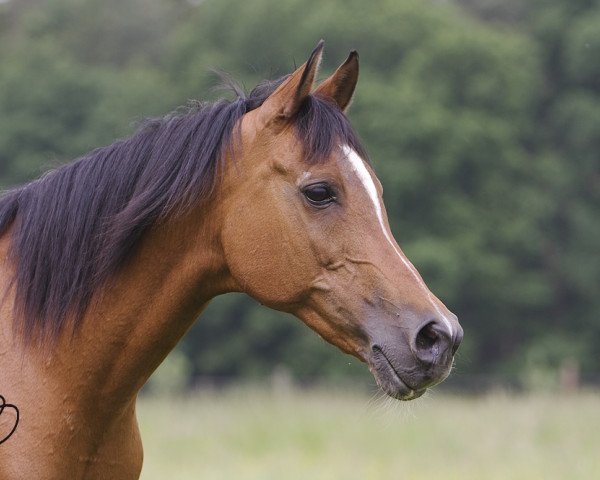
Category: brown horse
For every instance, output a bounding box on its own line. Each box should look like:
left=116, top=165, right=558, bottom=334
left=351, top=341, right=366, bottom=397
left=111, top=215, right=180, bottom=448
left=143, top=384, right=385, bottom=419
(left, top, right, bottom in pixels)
left=0, top=42, right=462, bottom=479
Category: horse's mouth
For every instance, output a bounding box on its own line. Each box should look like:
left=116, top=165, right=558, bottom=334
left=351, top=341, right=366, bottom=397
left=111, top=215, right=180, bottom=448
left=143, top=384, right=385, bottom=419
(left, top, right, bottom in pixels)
left=368, top=346, right=427, bottom=401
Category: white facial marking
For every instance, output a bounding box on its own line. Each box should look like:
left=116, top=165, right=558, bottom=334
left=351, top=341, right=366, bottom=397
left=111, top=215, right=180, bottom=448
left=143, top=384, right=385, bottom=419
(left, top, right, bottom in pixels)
left=297, top=171, right=312, bottom=186
left=341, top=145, right=453, bottom=337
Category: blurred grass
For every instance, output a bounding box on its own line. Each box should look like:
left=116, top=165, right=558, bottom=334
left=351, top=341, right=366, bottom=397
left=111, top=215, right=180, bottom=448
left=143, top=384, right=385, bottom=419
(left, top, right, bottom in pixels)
left=138, top=387, right=600, bottom=480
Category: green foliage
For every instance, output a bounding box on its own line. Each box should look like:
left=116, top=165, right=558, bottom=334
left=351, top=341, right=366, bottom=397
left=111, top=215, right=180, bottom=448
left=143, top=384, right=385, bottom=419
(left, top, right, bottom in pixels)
left=515, top=334, right=590, bottom=391
left=146, top=349, right=192, bottom=396
left=0, top=0, right=598, bottom=386
left=0, top=0, right=176, bottom=187
left=181, top=294, right=368, bottom=383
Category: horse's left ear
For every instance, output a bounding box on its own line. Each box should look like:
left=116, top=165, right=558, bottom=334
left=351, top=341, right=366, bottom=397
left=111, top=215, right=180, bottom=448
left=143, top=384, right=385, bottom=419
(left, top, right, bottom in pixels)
left=258, top=40, right=324, bottom=127
left=314, top=50, right=359, bottom=112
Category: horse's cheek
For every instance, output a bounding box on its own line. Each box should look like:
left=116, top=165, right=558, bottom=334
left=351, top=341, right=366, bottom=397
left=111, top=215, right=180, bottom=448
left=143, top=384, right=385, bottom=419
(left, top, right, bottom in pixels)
left=221, top=207, right=314, bottom=308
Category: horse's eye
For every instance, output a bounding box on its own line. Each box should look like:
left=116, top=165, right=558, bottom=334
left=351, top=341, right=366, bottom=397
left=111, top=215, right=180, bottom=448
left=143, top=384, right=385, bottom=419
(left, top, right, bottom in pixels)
left=302, top=183, right=336, bottom=207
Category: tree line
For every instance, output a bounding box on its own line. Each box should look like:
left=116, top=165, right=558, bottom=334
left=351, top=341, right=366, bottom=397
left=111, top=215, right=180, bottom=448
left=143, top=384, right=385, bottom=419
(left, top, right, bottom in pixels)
left=0, top=0, right=598, bottom=389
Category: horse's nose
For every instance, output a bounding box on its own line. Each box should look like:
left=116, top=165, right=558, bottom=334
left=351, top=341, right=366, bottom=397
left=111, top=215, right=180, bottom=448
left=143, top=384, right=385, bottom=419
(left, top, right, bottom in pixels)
left=411, top=319, right=463, bottom=366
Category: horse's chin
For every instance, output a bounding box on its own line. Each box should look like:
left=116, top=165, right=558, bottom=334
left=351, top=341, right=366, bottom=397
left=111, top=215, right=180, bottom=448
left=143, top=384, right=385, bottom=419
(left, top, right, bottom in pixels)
left=370, top=365, right=427, bottom=401
left=368, top=347, right=428, bottom=401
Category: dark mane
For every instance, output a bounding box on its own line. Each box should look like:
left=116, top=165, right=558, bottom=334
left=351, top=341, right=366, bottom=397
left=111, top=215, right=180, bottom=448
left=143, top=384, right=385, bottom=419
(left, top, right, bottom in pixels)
left=0, top=76, right=366, bottom=342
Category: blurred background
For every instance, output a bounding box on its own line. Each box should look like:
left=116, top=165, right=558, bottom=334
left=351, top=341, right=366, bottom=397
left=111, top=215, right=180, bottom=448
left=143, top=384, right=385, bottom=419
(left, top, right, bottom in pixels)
left=1, top=0, right=599, bottom=477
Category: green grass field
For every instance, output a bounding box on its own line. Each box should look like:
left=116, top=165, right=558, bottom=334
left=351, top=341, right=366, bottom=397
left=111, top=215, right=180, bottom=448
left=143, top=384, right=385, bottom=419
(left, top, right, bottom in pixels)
left=138, top=387, right=600, bottom=479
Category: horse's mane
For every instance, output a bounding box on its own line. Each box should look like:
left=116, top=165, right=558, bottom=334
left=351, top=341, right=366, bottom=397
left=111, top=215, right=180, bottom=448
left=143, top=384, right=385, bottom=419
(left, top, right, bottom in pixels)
left=0, top=75, right=366, bottom=342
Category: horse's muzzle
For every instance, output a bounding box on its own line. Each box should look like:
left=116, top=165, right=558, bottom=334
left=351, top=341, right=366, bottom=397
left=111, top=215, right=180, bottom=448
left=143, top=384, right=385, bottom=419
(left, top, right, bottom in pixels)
left=367, top=317, right=463, bottom=400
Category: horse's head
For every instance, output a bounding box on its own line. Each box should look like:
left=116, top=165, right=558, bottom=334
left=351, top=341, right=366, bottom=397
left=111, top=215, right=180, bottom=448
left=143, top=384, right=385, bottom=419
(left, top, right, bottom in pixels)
left=220, top=42, right=463, bottom=400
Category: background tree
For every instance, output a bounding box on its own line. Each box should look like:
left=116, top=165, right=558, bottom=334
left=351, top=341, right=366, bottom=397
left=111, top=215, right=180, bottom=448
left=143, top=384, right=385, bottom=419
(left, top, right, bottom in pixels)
left=0, top=0, right=597, bottom=388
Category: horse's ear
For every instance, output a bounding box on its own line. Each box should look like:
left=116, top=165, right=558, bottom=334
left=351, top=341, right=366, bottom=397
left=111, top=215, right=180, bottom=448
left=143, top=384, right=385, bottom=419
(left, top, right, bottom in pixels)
left=314, top=50, right=359, bottom=112
left=258, top=40, right=324, bottom=127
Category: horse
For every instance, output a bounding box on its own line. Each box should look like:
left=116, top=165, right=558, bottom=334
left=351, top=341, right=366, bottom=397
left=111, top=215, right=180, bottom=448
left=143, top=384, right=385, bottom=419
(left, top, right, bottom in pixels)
left=0, top=41, right=462, bottom=479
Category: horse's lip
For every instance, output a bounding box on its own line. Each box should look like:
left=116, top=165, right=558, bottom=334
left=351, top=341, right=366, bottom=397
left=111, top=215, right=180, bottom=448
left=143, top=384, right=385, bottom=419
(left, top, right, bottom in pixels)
left=369, top=346, right=426, bottom=401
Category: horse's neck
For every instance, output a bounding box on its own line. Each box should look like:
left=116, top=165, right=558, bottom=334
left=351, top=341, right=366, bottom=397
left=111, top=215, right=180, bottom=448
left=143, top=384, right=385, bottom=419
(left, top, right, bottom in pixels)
left=0, top=210, right=231, bottom=478
left=64, top=210, right=232, bottom=402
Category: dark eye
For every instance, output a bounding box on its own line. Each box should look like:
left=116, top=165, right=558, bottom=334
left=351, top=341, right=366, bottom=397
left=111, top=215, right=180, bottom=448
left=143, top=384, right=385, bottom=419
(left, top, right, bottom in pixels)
left=302, top=183, right=336, bottom=207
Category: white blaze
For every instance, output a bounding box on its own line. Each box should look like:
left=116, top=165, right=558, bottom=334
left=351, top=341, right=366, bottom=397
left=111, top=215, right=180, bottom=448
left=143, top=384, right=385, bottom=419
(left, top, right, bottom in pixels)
left=341, top=145, right=454, bottom=336
left=297, top=171, right=312, bottom=185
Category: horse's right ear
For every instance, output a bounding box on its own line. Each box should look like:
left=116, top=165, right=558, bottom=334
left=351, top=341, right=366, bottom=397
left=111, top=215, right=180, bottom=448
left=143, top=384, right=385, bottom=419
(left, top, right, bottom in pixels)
left=257, top=40, right=324, bottom=128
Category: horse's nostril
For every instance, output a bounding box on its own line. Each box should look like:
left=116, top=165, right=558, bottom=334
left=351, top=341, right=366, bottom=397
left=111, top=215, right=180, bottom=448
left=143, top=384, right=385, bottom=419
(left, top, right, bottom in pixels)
left=416, top=322, right=439, bottom=351
left=413, top=320, right=449, bottom=365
